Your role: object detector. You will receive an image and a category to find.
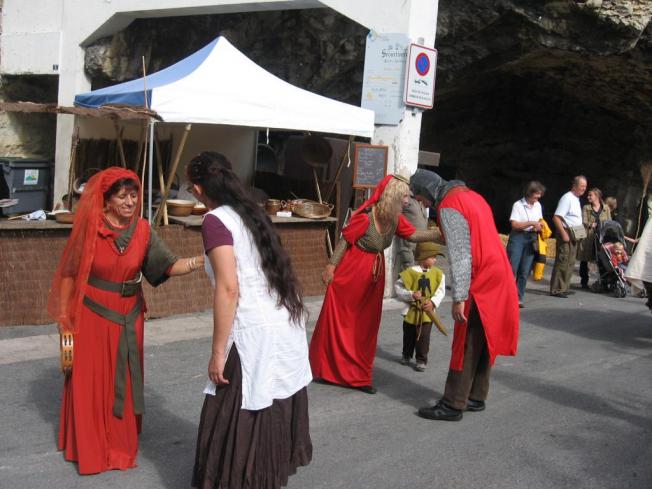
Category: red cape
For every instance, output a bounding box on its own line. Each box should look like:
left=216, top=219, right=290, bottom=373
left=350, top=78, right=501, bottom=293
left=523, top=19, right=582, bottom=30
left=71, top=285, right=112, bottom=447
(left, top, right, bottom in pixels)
left=439, top=188, right=519, bottom=370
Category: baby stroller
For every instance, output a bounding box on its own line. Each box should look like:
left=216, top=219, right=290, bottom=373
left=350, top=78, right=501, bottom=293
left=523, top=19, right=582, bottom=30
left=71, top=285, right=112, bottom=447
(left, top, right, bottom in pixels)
left=590, top=220, right=628, bottom=298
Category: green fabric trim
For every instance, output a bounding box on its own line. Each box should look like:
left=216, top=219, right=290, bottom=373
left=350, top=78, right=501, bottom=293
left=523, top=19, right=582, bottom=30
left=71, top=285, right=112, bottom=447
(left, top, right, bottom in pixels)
left=82, top=295, right=144, bottom=418
left=142, top=227, right=178, bottom=287
left=104, top=217, right=138, bottom=254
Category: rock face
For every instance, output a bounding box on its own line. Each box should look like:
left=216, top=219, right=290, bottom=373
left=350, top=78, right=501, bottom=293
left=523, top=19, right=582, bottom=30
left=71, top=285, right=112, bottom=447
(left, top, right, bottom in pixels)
left=423, top=0, right=652, bottom=232
left=84, top=9, right=368, bottom=106
left=0, top=75, right=57, bottom=160
left=82, top=1, right=652, bottom=233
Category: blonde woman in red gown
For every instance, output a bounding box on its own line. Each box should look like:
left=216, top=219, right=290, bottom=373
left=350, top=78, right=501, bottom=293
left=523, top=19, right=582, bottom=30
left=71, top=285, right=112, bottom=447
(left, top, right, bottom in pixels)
left=48, top=167, right=204, bottom=474
left=309, top=175, right=438, bottom=394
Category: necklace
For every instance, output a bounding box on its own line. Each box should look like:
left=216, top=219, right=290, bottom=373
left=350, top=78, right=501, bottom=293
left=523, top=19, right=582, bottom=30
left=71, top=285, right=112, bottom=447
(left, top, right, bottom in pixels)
left=104, top=212, right=129, bottom=228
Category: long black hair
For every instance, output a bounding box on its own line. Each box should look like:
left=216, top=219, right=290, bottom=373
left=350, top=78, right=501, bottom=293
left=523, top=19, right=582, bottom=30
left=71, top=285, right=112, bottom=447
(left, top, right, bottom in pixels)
left=187, top=151, right=305, bottom=323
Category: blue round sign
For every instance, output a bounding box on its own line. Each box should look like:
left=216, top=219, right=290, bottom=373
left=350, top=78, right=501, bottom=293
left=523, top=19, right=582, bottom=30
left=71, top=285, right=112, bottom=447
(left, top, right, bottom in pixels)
left=415, top=52, right=430, bottom=76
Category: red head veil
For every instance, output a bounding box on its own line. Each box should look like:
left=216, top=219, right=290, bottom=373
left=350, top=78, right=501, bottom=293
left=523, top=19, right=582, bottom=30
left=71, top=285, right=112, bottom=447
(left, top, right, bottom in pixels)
left=48, top=167, right=141, bottom=332
left=352, top=174, right=407, bottom=216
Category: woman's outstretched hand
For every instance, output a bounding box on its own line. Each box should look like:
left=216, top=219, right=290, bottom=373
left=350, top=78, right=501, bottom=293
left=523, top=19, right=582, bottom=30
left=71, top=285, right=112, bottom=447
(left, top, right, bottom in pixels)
left=208, top=352, right=229, bottom=385
left=322, top=264, right=335, bottom=285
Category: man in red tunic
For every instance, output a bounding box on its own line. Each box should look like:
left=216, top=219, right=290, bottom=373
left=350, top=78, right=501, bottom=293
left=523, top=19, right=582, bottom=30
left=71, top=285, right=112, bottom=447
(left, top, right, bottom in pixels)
left=410, top=170, right=520, bottom=421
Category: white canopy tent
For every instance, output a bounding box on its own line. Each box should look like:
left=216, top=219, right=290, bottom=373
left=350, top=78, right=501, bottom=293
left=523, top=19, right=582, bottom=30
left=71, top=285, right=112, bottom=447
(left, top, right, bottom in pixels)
left=75, top=36, right=375, bottom=220
left=76, top=36, right=375, bottom=137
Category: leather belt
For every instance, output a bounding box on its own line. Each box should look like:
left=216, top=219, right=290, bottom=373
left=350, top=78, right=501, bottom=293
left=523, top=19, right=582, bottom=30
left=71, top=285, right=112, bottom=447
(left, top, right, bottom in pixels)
left=82, top=295, right=144, bottom=418
left=88, top=272, right=142, bottom=297
left=84, top=272, right=145, bottom=418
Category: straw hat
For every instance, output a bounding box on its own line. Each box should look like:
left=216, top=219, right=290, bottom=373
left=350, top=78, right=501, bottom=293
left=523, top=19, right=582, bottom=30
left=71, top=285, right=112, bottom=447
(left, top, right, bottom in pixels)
left=415, top=242, right=444, bottom=262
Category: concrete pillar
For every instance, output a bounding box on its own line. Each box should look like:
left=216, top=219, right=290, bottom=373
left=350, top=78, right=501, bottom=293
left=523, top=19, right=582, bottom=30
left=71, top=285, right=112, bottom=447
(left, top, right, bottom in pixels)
left=323, top=0, right=438, bottom=176
left=323, top=0, right=439, bottom=295
left=53, top=2, right=92, bottom=203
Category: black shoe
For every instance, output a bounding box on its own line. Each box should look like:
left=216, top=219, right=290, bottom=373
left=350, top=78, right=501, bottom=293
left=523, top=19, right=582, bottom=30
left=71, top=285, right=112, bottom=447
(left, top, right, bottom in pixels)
left=550, top=292, right=568, bottom=298
left=418, top=401, right=463, bottom=421
left=357, top=385, right=377, bottom=395
left=466, top=399, right=486, bottom=412
left=566, top=290, right=576, bottom=295
left=581, top=283, right=590, bottom=290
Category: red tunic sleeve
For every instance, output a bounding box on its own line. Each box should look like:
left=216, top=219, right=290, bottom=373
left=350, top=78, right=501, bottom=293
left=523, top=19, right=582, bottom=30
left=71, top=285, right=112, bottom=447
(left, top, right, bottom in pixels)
left=395, top=214, right=417, bottom=239
left=342, top=213, right=370, bottom=244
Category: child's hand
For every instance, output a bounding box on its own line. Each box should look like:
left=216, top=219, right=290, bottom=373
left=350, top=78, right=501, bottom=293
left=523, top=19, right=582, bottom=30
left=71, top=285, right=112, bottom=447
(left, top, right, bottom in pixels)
left=412, top=291, right=422, bottom=300
left=422, top=300, right=434, bottom=312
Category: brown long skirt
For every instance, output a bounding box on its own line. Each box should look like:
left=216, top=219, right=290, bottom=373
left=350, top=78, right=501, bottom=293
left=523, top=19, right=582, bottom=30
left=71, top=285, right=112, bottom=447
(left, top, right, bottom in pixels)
left=192, top=347, right=312, bottom=489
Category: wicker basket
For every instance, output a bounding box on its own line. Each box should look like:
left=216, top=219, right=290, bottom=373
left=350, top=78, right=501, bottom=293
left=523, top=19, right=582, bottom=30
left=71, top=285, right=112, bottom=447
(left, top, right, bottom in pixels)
left=291, top=200, right=334, bottom=219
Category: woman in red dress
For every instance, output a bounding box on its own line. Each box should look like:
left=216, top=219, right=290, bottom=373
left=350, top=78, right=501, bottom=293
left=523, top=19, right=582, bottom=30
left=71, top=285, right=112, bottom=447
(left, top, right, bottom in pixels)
left=309, top=175, right=437, bottom=394
left=48, top=167, right=204, bottom=474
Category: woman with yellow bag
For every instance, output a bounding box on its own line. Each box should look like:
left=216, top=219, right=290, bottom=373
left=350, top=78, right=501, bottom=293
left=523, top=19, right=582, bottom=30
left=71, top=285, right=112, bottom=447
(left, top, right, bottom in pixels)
left=506, top=181, right=546, bottom=308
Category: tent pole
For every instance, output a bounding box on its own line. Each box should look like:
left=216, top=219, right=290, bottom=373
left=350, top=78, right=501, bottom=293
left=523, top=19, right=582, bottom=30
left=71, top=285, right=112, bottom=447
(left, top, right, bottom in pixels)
left=324, top=135, right=353, bottom=203
left=155, top=123, right=192, bottom=226
left=154, top=131, right=169, bottom=225
left=148, top=119, right=155, bottom=223
left=113, top=120, right=127, bottom=168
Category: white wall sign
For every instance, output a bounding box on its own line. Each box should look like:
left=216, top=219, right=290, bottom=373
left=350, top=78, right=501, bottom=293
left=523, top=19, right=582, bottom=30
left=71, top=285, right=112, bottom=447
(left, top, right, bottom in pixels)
left=404, top=43, right=437, bottom=109
left=23, top=169, right=39, bottom=185
left=361, top=32, right=409, bottom=125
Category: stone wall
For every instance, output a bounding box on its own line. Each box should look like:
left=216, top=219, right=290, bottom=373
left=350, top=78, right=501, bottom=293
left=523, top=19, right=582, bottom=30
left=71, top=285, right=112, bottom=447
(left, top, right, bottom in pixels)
left=84, top=8, right=368, bottom=106
left=425, top=0, right=652, bottom=233
left=0, top=75, right=58, bottom=160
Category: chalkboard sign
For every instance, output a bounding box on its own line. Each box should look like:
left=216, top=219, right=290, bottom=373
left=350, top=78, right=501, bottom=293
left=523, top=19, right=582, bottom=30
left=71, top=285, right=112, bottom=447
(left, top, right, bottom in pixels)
left=353, top=144, right=388, bottom=189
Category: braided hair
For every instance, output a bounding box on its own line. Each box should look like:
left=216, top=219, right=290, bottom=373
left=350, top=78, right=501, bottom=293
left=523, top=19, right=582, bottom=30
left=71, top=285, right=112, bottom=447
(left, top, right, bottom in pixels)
left=186, top=151, right=305, bottom=323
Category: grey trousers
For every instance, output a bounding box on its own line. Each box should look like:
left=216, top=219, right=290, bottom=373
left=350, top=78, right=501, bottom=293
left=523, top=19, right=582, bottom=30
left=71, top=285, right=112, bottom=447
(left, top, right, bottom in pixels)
left=442, top=305, right=491, bottom=411
left=550, top=233, right=579, bottom=295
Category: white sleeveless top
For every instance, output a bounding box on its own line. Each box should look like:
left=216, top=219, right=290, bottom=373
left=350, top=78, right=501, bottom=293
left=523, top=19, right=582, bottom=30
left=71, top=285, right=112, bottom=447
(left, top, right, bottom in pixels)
left=202, top=206, right=312, bottom=410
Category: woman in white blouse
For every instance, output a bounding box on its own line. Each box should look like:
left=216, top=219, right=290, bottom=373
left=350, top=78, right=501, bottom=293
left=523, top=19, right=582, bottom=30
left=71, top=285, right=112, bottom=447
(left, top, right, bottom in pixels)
left=506, top=181, right=546, bottom=307
left=186, top=152, right=312, bottom=489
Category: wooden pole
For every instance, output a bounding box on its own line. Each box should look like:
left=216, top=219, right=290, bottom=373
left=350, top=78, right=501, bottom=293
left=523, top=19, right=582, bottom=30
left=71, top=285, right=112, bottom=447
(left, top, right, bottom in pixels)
left=133, top=122, right=146, bottom=176
left=140, top=55, right=149, bottom=219
left=66, top=126, right=80, bottom=211
left=324, top=135, right=353, bottom=203
left=635, top=162, right=652, bottom=239
left=154, top=132, right=169, bottom=225
left=312, top=167, right=322, bottom=203
left=155, top=123, right=192, bottom=226
left=140, top=126, right=148, bottom=218
left=313, top=167, right=333, bottom=256
left=113, top=120, right=127, bottom=168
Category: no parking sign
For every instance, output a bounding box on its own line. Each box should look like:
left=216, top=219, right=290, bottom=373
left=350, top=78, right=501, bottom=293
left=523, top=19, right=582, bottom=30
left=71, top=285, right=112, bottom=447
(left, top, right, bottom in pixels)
left=404, top=43, right=437, bottom=109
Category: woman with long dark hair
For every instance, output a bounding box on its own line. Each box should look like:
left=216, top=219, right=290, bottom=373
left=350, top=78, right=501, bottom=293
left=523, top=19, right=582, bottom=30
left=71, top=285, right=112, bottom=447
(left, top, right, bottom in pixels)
left=187, top=152, right=312, bottom=489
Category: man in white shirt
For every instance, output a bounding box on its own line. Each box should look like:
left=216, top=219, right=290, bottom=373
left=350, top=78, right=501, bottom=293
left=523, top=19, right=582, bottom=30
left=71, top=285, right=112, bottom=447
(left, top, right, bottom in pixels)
left=550, top=175, right=587, bottom=297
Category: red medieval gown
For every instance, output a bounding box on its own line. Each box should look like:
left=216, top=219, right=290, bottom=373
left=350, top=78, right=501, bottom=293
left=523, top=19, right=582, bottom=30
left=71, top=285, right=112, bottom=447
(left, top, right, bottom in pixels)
left=309, top=211, right=415, bottom=387
left=58, top=218, right=174, bottom=474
